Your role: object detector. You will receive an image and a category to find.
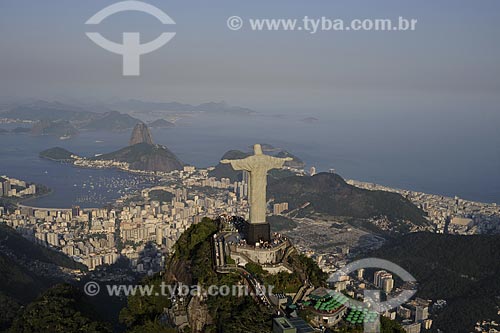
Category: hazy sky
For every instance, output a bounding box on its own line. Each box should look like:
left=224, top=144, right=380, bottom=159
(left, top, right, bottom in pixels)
left=1, top=0, right=499, bottom=111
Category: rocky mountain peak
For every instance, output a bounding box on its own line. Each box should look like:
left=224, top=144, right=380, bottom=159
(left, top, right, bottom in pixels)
left=129, top=122, right=153, bottom=146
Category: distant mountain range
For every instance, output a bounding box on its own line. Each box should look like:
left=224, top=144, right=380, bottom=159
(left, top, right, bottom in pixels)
left=31, top=120, right=78, bottom=137
left=0, top=101, right=142, bottom=138
left=108, top=99, right=257, bottom=115
left=80, top=111, right=140, bottom=131
left=0, top=100, right=257, bottom=138
left=0, top=101, right=98, bottom=122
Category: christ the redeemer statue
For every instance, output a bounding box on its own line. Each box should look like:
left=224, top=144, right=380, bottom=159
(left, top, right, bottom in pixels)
left=221, top=144, right=292, bottom=225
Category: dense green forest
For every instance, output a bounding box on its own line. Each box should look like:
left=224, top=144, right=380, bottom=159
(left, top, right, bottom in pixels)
left=8, top=284, right=111, bottom=333
left=268, top=173, right=428, bottom=227
left=121, top=217, right=273, bottom=332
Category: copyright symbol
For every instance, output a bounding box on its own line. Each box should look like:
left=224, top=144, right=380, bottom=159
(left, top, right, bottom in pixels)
left=84, top=281, right=100, bottom=296
left=227, top=16, right=243, bottom=30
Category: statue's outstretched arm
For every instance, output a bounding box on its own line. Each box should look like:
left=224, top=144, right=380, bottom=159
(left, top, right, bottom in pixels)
left=220, top=158, right=252, bottom=171
left=265, top=156, right=292, bottom=168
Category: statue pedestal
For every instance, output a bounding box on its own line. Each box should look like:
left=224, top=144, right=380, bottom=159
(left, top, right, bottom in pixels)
left=243, top=221, right=270, bottom=245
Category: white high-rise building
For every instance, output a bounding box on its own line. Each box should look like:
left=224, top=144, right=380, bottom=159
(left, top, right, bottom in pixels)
left=383, top=277, right=394, bottom=293
left=374, top=270, right=393, bottom=292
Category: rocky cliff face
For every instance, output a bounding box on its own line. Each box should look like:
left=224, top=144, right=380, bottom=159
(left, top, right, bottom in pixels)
left=129, top=122, right=153, bottom=145
left=187, top=296, right=213, bottom=332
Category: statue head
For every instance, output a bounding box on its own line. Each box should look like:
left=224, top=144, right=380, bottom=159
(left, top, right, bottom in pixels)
left=253, top=144, right=263, bottom=155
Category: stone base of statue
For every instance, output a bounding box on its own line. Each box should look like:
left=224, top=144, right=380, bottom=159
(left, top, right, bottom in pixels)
left=242, top=220, right=270, bottom=245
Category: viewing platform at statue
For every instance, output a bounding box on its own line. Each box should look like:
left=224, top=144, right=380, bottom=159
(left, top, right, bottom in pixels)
left=212, top=144, right=295, bottom=270
left=214, top=216, right=294, bottom=271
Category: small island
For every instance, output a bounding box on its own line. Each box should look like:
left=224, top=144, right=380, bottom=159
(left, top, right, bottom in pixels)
left=39, top=147, right=76, bottom=162
left=148, top=118, right=175, bottom=128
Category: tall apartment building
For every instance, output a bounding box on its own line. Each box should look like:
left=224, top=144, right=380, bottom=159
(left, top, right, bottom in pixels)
left=374, top=270, right=394, bottom=293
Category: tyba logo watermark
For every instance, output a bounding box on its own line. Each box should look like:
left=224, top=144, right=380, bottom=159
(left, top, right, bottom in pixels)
left=85, top=1, right=176, bottom=76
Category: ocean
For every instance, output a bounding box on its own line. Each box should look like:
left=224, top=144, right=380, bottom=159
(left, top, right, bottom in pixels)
left=1, top=110, right=499, bottom=207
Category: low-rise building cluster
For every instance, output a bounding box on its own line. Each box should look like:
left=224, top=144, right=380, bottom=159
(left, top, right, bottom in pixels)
left=0, top=175, right=37, bottom=197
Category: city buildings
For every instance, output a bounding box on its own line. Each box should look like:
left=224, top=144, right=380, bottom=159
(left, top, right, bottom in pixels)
left=0, top=167, right=252, bottom=273
left=0, top=176, right=36, bottom=197
left=273, top=202, right=289, bottom=215
left=374, top=270, right=394, bottom=293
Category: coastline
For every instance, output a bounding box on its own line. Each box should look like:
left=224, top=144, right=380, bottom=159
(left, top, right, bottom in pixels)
left=13, top=158, right=500, bottom=216
left=0, top=185, right=53, bottom=210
